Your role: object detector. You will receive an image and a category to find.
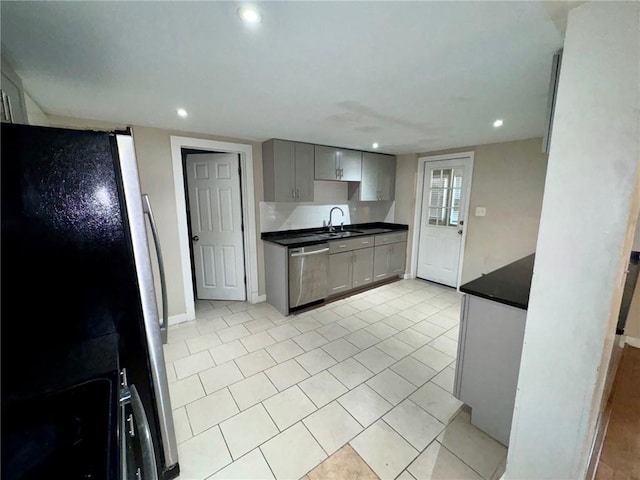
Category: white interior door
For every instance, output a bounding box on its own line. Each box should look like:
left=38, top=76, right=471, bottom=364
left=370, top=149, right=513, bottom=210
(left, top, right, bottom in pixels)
left=186, top=153, right=246, bottom=300
left=417, top=158, right=471, bottom=287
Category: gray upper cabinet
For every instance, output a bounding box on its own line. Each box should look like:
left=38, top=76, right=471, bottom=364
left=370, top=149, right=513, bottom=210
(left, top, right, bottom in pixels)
left=360, top=152, right=396, bottom=201
left=314, top=145, right=362, bottom=181
left=1, top=58, right=28, bottom=124
left=263, top=139, right=314, bottom=202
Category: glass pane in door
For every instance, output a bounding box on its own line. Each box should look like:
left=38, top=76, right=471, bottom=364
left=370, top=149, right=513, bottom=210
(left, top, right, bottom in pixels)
left=427, top=166, right=464, bottom=228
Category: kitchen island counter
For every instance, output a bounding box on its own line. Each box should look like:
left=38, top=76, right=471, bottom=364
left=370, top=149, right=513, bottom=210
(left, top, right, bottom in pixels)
left=459, top=253, right=535, bottom=310
left=454, top=254, right=535, bottom=446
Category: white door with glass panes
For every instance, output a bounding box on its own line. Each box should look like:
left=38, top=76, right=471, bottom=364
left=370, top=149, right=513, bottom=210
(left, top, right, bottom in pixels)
left=417, top=158, right=471, bottom=287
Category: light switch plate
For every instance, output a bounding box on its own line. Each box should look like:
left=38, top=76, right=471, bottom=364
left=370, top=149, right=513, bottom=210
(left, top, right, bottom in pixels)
left=475, top=207, right=486, bottom=217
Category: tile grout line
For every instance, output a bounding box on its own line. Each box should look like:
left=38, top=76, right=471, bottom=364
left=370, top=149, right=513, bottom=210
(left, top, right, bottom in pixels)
left=258, top=446, right=278, bottom=480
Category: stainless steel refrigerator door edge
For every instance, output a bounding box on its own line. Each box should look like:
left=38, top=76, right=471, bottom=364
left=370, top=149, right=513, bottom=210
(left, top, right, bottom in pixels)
left=142, top=194, right=169, bottom=344
left=116, top=134, right=179, bottom=470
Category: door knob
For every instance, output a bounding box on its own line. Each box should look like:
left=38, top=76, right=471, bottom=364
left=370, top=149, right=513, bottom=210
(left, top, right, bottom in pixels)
left=192, top=235, right=199, bottom=242
left=457, top=230, right=463, bottom=235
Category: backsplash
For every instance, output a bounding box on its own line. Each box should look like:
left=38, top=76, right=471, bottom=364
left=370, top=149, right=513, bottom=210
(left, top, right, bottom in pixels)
left=260, top=181, right=395, bottom=232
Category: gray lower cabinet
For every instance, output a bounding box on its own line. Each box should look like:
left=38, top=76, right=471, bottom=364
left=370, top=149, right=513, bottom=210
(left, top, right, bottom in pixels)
left=314, top=145, right=362, bottom=181
left=263, top=139, right=314, bottom=202
left=373, top=232, right=408, bottom=281
left=328, top=247, right=374, bottom=295
left=265, top=231, right=407, bottom=314
left=373, top=242, right=407, bottom=281
left=361, top=152, right=396, bottom=201
left=352, top=247, right=374, bottom=287
left=328, top=237, right=376, bottom=296
left=328, top=251, right=353, bottom=295
left=454, top=294, right=527, bottom=446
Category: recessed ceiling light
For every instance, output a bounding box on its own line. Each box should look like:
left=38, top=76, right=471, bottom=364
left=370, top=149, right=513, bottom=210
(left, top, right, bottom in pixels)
left=177, top=108, right=188, bottom=118
left=372, top=143, right=379, bottom=149
left=493, top=119, right=504, bottom=128
left=238, top=6, right=261, bottom=24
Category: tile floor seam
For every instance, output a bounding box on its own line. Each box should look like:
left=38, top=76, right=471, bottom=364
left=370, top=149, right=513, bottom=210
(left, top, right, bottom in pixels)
left=382, top=403, right=444, bottom=448
left=226, top=385, right=243, bottom=416
left=303, top=398, right=371, bottom=452
left=435, top=439, right=489, bottom=480
left=179, top=406, right=194, bottom=442
left=346, top=438, right=385, bottom=480
left=259, top=446, right=278, bottom=480
left=262, top=346, right=280, bottom=367
left=265, top=379, right=350, bottom=430
left=183, top=381, right=279, bottom=435
left=365, top=376, right=417, bottom=408
left=260, top=398, right=285, bottom=434
left=488, top=450, right=509, bottom=480
left=297, top=384, right=322, bottom=417
left=214, top=424, right=235, bottom=475
left=300, top=418, right=332, bottom=459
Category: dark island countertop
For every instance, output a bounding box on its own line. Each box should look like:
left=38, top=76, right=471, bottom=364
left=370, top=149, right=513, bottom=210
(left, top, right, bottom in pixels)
left=460, top=254, right=535, bottom=310
left=261, top=222, right=408, bottom=248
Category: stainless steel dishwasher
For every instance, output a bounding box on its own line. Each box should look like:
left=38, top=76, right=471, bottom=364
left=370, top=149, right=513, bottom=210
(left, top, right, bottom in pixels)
left=289, top=243, right=329, bottom=309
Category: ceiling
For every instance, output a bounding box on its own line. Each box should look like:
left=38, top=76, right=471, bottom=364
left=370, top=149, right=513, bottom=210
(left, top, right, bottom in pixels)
left=1, top=1, right=564, bottom=154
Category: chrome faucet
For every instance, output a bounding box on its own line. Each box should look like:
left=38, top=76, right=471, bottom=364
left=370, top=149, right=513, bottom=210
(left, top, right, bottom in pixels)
left=328, top=206, right=345, bottom=232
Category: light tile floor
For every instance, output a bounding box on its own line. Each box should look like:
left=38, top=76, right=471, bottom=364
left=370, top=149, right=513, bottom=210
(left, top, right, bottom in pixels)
left=166, top=278, right=508, bottom=480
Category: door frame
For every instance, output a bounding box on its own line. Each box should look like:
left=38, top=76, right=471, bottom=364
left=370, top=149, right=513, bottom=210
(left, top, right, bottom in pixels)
left=410, top=151, right=474, bottom=289
left=170, top=136, right=260, bottom=322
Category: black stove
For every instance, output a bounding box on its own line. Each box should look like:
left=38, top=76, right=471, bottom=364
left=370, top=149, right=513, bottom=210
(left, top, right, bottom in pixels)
left=2, top=372, right=120, bottom=480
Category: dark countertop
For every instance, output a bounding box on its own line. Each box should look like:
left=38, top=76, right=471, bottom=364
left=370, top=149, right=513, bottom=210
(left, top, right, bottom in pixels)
left=460, top=254, right=535, bottom=310
left=460, top=251, right=640, bottom=311
left=262, top=222, right=409, bottom=248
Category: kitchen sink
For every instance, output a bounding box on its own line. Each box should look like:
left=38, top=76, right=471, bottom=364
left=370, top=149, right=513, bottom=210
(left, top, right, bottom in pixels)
left=318, top=230, right=363, bottom=238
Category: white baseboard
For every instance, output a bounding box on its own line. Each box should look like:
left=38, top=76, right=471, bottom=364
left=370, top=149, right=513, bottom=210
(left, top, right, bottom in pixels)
left=168, top=313, right=189, bottom=326
left=403, top=273, right=413, bottom=280
left=625, top=336, right=640, bottom=348
left=251, top=293, right=267, bottom=304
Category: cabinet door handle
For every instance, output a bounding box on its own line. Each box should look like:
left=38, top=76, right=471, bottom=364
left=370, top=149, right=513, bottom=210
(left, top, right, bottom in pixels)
left=5, top=96, right=13, bottom=123
left=0, top=91, right=7, bottom=121
left=2, top=91, right=13, bottom=123
left=296, top=188, right=299, bottom=198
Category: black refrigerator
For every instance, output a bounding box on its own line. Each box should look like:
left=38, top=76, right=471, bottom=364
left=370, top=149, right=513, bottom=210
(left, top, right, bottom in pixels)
left=1, top=123, right=179, bottom=479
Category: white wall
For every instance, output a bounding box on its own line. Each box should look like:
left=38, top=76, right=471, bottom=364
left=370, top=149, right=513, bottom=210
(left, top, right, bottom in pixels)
left=23, top=92, right=49, bottom=126
left=506, top=2, right=640, bottom=478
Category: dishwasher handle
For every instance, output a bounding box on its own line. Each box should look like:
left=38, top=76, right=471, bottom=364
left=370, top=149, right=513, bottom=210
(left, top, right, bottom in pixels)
left=290, top=248, right=329, bottom=257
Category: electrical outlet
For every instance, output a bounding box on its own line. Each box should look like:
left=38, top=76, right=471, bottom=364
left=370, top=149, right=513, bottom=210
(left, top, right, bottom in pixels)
left=475, top=207, right=486, bottom=217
